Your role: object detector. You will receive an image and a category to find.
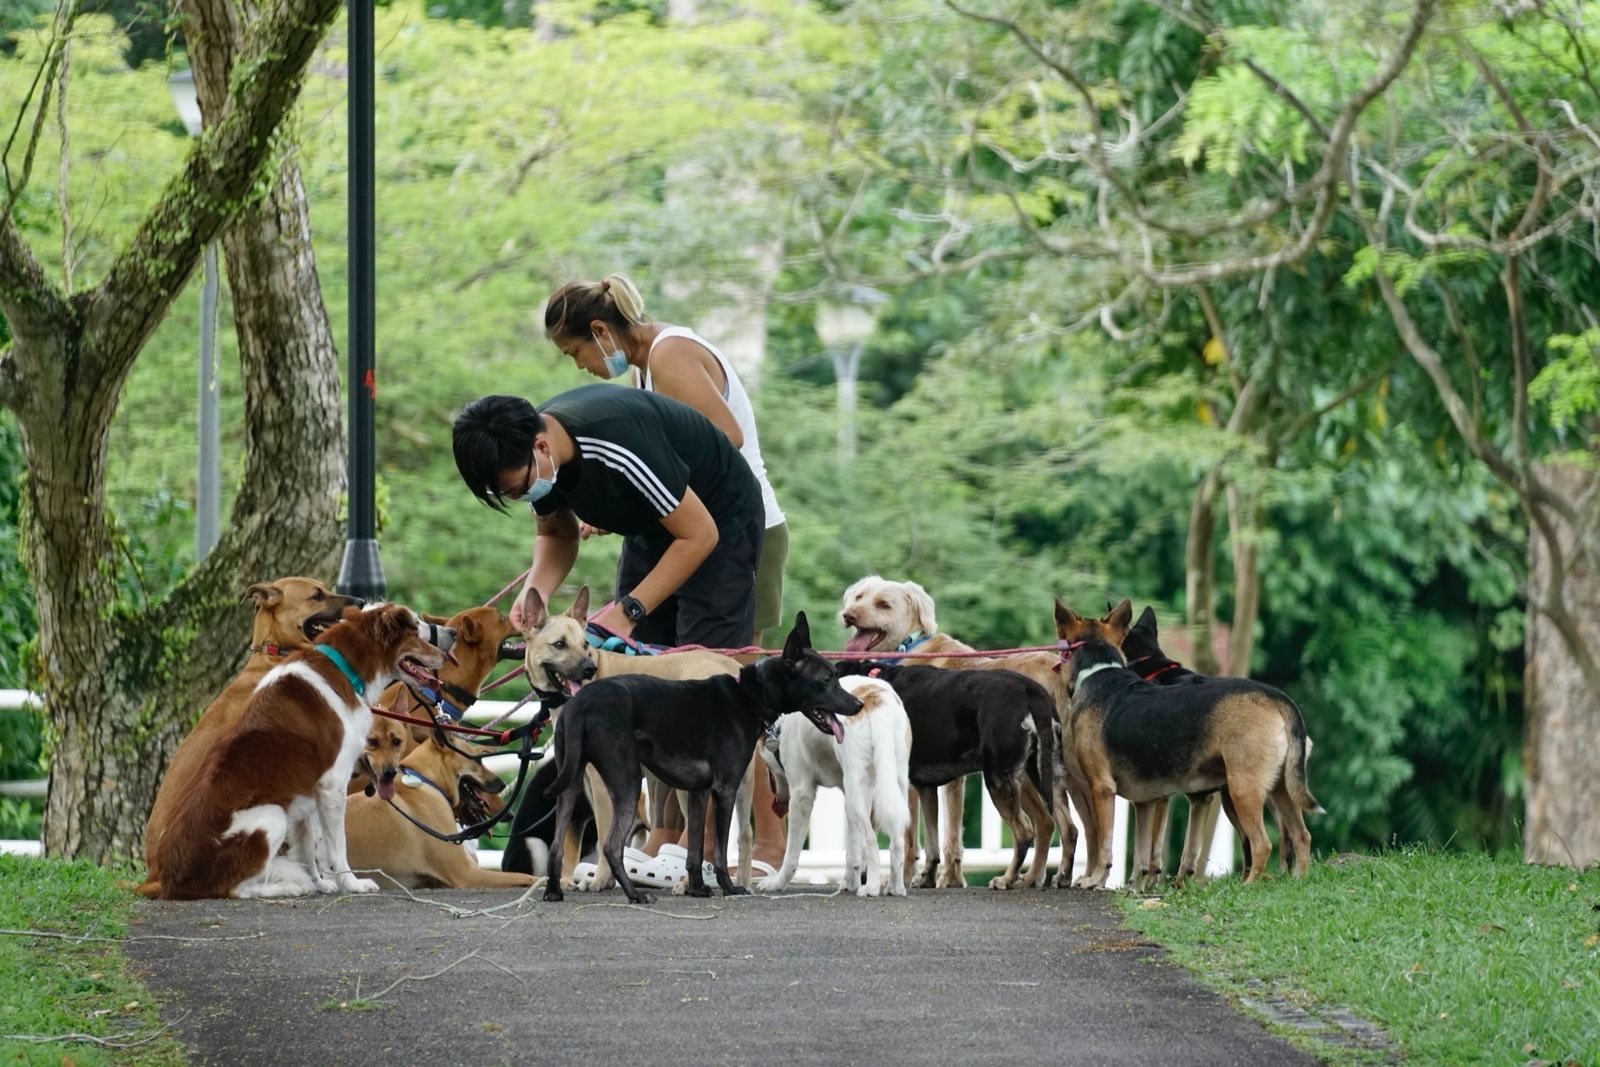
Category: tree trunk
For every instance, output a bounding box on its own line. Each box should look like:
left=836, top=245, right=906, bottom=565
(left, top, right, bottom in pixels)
left=1184, top=467, right=1224, bottom=676
left=0, top=0, right=344, bottom=862
left=1524, top=458, right=1600, bottom=868
left=1225, top=480, right=1261, bottom=678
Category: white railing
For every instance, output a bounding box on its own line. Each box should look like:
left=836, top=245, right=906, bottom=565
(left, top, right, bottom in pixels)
left=0, top=691, right=1236, bottom=884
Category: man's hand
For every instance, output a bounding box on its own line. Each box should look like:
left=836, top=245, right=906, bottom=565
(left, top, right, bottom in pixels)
left=590, top=601, right=634, bottom=641
left=579, top=522, right=611, bottom=539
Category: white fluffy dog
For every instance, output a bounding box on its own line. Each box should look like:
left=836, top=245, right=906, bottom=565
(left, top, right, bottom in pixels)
left=757, top=675, right=911, bottom=896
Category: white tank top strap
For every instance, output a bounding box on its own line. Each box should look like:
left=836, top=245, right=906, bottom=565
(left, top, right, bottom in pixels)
left=644, top=326, right=784, bottom=528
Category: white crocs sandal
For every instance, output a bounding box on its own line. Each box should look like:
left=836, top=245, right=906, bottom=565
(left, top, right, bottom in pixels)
left=621, top=847, right=687, bottom=890
left=572, top=862, right=602, bottom=891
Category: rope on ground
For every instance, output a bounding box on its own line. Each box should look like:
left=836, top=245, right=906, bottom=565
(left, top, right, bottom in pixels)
left=0, top=927, right=266, bottom=944
left=575, top=902, right=718, bottom=920
left=1, top=1012, right=189, bottom=1049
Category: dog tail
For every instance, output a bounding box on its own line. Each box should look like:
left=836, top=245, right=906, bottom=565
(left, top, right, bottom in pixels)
left=544, top=711, right=585, bottom=800
left=868, top=693, right=912, bottom=841
left=1284, top=704, right=1324, bottom=815
left=130, top=878, right=162, bottom=898
left=1028, top=692, right=1056, bottom=828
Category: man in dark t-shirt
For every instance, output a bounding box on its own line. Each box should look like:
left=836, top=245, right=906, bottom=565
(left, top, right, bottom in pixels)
left=452, top=386, right=764, bottom=648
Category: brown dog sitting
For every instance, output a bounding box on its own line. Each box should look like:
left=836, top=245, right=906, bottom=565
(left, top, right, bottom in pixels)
left=145, top=578, right=364, bottom=872
left=345, top=728, right=535, bottom=891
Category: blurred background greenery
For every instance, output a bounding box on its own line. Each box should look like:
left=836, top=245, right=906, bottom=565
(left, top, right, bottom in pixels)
left=4, top=0, right=1586, bottom=854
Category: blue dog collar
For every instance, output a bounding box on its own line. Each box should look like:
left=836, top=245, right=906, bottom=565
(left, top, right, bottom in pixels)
left=315, top=645, right=365, bottom=697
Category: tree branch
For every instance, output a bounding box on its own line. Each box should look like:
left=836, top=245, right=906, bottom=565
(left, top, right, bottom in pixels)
left=75, top=0, right=344, bottom=390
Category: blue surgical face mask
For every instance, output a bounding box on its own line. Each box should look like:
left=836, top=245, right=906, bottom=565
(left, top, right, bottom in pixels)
left=509, top=446, right=556, bottom=504
left=593, top=329, right=630, bottom=379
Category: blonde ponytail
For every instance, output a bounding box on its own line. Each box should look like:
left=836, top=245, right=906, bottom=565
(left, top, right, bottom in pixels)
left=544, top=274, right=652, bottom=340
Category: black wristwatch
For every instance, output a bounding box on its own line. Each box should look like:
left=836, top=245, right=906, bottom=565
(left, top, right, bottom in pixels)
left=620, top=594, right=648, bottom=623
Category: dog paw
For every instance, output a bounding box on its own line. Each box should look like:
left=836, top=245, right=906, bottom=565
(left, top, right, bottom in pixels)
left=313, top=876, right=338, bottom=895
left=987, top=875, right=1016, bottom=890
left=683, top=883, right=714, bottom=898
left=543, top=887, right=565, bottom=903
left=339, top=875, right=380, bottom=894
left=722, top=884, right=750, bottom=897
left=935, top=865, right=965, bottom=889
left=628, top=891, right=657, bottom=905
left=756, top=876, right=788, bottom=893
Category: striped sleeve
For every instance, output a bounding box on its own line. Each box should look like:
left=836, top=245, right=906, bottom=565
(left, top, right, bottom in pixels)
left=575, top=436, right=685, bottom=516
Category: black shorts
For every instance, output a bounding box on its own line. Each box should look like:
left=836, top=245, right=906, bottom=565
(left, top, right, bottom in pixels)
left=615, top=515, right=764, bottom=649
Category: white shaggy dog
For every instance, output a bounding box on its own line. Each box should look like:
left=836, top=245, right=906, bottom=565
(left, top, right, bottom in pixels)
left=757, top=675, right=911, bottom=896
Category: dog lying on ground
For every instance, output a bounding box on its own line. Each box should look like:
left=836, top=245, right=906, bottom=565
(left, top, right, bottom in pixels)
left=839, top=576, right=1078, bottom=889
left=345, top=728, right=535, bottom=890
left=758, top=674, right=911, bottom=896
left=1055, top=598, right=1321, bottom=887
left=833, top=661, right=1058, bottom=891
left=136, top=604, right=450, bottom=900
left=544, top=612, right=863, bottom=905
left=505, top=586, right=752, bottom=892
left=351, top=604, right=521, bottom=795
left=145, top=577, right=364, bottom=871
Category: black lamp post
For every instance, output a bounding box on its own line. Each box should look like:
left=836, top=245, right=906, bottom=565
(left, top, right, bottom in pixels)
left=336, top=0, right=386, bottom=602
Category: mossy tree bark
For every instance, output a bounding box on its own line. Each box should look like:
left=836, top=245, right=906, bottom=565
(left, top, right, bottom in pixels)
left=0, top=0, right=345, bottom=862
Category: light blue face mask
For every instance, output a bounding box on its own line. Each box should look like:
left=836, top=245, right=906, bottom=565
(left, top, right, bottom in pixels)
left=509, top=446, right=556, bottom=504
left=592, top=329, right=630, bottom=379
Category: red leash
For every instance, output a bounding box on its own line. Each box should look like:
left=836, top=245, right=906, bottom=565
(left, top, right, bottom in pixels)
left=369, top=703, right=525, bottom=745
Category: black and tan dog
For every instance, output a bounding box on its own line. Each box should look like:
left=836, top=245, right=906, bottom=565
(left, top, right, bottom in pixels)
left=1056, top=598, right=1321, bottom=887
left=834, top=661, right=1061, bottom=890
left=1120, top=606, right=1226, bottom=884
left=544, top=613, right=863, bottom=905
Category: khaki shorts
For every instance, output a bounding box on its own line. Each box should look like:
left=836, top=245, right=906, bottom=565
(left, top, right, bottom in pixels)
left=754, top=520, right=790, bottom=638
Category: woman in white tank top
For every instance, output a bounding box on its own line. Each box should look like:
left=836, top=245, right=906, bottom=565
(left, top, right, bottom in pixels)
left=542, top=272, right=793, bottom=876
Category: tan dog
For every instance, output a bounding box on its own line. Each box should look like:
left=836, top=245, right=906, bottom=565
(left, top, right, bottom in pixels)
left=1055, top=598, right=1320, bottom=887
left=517, top=586, right=752, bottom=892
left=345, top=730, right=535, bottom=890
left=351, top=604, right=520, bottom=794
left=145, top=577, right=364, bottom=870
left=839, top=576, right=1081, bottom=889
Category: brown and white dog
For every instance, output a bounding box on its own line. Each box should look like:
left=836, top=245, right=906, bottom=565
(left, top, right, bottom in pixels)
left=838, top=576, right=1080, bottom=889
left=136, top=604, right=449, bottom=900
left=345, top=730, right=535, bottom=891
left=145, top=577, right=363, bottom=870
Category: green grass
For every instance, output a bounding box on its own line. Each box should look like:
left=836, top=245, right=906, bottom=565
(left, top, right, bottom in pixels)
left=0, top=855, right=184, bottom=1066
left=1120, top=848, right=1600, bottom=1066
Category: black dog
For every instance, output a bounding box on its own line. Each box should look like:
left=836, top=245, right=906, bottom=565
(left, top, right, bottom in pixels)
left=500, top=760, right=595, bottom=877
left=544, top=612, right=864, bottom=905
left=834, top=662, right=1060, bottom=890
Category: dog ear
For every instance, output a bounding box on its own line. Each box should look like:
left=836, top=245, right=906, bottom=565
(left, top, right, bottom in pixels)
left=783, top=611, right=811, bottom=660
left=418, top=611, right=452, bottom=626
left=516, top=586, right=549, bottom=633
left=1106, top=598, right=1134, bottom=635
left=904, top=581, right=937, bottom=637
left=339, top=603, right=365, bottom=624
left=1052, top=595, right=1080, bottom=633
left=379, top=604, right=417, bottom=645
left=456, top=612, right=482, bottom=645
left=245, top=582, right=283, bottom=608
left=1133, top=605, right=1158, bottom=637
left=565, top=585, right=591, bottom=625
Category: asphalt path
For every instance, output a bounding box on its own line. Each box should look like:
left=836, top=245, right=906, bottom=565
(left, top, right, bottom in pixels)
left=128, top=886, right=1322, bottom=1066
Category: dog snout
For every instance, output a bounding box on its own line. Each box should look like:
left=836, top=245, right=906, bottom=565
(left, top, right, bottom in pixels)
left=579, top=659, right=598, bottom=681
left=840, top=609, right=857, bottom=628
left=845, top=695, right=865, bottom=715
left=426, top=623, right=458, bottom=652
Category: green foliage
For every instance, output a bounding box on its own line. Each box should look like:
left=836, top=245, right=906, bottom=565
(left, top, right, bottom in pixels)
left=1531, top=330, right=1600, bottom=434
left=1121, top=849, right=1600, bottom=1066
left=0, top=856, right=183, bottom=1065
